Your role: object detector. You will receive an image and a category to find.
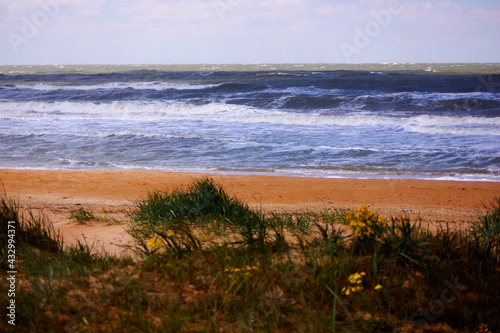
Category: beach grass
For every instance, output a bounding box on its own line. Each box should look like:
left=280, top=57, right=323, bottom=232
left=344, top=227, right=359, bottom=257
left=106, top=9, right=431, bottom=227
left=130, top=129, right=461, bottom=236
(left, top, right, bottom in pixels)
left=68, top=207, right=96, bottom=224
left=1, top=181, right=500, bottom=332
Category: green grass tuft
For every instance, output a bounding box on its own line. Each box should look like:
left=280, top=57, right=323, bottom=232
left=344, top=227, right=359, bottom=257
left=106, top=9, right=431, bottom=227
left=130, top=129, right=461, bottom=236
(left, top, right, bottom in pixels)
left=69, top=207, right=96, bottom=224
left=1, top=195, right=63, bottom=258
left=469, top=197, right=500, bottom=263
left=129, top=178, right=272, bottom=255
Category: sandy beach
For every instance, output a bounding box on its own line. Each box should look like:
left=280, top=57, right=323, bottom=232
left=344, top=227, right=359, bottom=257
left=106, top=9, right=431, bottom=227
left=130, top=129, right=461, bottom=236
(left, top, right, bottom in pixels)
left=2, top=169, right=499, bottom=255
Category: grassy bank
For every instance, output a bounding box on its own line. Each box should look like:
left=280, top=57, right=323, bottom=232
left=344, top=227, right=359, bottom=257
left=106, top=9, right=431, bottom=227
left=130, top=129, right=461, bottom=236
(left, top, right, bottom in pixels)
left=1, top=178, right=499, bottom=332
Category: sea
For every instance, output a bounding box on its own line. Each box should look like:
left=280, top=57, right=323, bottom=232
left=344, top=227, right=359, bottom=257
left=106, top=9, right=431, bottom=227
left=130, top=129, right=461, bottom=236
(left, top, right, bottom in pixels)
left=1, top=63, right=499, bottom=181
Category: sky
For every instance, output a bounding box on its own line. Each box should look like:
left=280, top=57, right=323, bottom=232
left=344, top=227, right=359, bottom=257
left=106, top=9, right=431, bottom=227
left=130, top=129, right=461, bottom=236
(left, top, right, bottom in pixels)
left=1, top=0, right=499, bottom=65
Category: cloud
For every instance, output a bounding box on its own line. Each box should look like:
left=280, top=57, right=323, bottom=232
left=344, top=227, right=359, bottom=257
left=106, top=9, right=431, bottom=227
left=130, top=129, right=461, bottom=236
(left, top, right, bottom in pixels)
left=111, top=0, right=213, bottom=21
left=1, top=0, right=499, bottom=64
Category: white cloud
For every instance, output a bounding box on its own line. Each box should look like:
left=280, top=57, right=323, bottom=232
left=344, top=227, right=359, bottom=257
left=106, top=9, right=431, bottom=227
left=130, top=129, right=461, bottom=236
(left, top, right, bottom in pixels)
left=1, top=0, right=499, bottom=64
left=111, top=0, right=213, bottom=21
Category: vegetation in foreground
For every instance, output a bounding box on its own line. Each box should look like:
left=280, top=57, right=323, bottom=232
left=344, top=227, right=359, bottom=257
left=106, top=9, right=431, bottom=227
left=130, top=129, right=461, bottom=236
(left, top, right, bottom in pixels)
left=1, top=178, right=500, bottom=332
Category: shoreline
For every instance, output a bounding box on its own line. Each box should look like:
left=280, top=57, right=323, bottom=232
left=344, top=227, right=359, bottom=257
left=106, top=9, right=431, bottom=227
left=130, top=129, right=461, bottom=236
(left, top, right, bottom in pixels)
left=2, top=168, right=499, bottom=218
left=3, top=166, right=499, bottom=184
left=2, top=168, right=500, bottom=255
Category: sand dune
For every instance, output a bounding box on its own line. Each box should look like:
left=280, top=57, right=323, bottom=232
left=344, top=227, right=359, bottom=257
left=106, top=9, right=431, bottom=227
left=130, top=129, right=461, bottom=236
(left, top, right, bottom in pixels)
left=2, top=169, right=499, bottom=255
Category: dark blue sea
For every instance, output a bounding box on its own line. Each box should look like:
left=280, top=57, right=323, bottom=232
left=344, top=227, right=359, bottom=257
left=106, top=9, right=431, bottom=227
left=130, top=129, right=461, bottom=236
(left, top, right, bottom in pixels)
left=1, top=63, right=499, bottom=181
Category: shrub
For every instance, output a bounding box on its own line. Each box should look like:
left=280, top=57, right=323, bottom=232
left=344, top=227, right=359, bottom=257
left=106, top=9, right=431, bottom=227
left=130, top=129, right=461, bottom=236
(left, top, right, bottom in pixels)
left=132, top=178, right=260, bottom=229
left=129, top=178, right=269, bottom=256
left=344, top=205, right=386, bottom=241
left=381, top=217, right=430, bottom=268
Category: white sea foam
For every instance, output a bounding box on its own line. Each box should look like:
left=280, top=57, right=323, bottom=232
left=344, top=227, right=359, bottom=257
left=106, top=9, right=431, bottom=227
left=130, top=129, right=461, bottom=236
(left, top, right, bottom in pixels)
left=315, top=145, right=445, bottom=154
left=6, top=129, right=206, bottom=140
left=11, top=81, right=221, bottom=91
left=407, top=125, right=500, bottom=136
left=1, top=101, right=500, bottom=136
left=3, top=163, right=496, bottom=181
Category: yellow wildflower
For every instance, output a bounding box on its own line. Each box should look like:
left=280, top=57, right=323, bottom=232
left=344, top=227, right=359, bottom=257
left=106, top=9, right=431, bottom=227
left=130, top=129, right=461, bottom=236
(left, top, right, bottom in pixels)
left=342, top=272, right=367, bottom=295
left=224, top=266, right=258, bottom=273
left=345, top=205, right=385, bottom=240
left=224, top=265, right=258, bottom=277
left=146, top=237, right=164, bottom=251
left=341, top=285, right=363, bottom=296
left=348, top=272, right=366, bottom=284
left=374, top=284, right=383, bottom=290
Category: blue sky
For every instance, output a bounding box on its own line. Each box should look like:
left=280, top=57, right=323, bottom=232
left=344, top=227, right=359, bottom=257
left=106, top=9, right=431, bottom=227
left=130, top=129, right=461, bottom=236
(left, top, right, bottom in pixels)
left=1, top=0, right=499, bottom=65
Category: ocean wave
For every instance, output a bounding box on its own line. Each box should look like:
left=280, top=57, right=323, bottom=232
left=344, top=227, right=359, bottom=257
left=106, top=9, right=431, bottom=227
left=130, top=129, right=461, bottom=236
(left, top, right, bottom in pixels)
left=3, top=80, right=500, bottom=114
left=232, top=89, right=500, bottom=112
left=5, top=130, right=206, bottom=140
left=315, top=145, right=445, bottom=154
left=2, top=67, right=499, bottom=181
left=8, top=81, right=221, bottom=91
left=1, top=101, right=500, bottom=136
left=405, top=125, right=500, bottom=136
